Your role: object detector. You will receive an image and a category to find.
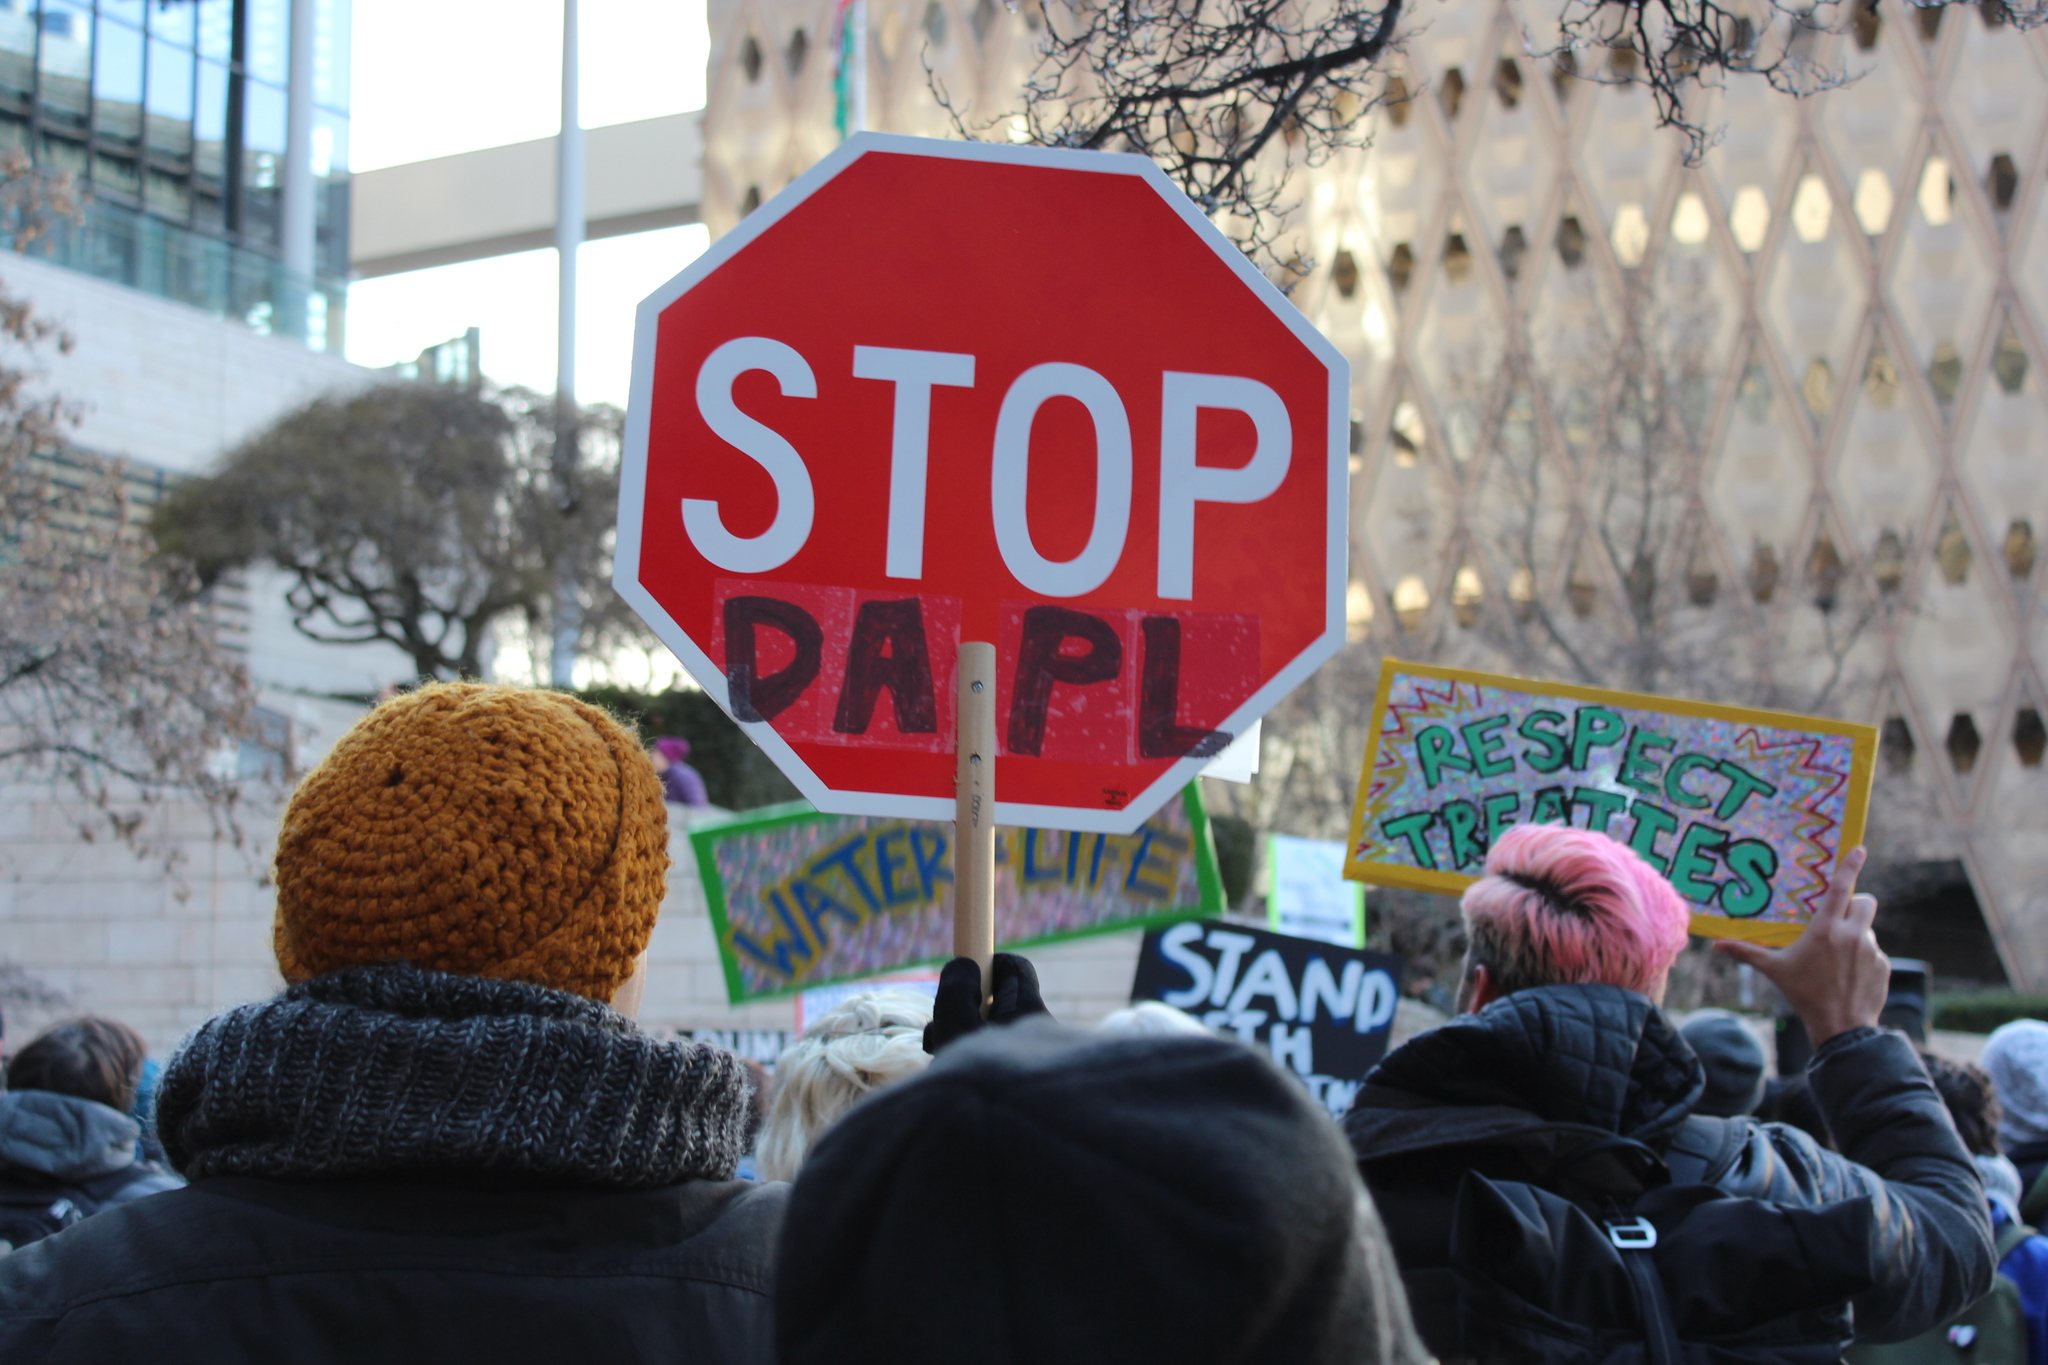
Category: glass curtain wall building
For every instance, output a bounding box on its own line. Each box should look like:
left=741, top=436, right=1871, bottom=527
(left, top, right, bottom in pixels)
left=0, top=0, right=349, bottom=348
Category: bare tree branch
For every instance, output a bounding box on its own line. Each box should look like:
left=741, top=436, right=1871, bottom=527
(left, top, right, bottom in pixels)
left=939, top=0, right=2025, bottom=264
left=0, top=156, right=256, bottom=857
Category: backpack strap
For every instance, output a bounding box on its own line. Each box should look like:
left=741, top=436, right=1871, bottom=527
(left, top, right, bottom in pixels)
left=1661, top=1114, right=1748, bottom=1187
left=2023, top=1165, right=2048, bottom=1225
left=1996, top=1218, right=2037, bottom=1262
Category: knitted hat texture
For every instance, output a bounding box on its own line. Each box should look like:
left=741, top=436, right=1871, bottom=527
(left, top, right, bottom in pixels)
left=1984, top=1018, right=2048, bottom=1148
left=272, top=683, right=668, bottom=1001
left=777, top=1020, right=1431, bottom=1364
left=1679, top=1010, right=1769, bottom=1119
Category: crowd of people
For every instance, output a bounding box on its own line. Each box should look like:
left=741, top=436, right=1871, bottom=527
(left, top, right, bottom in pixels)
left=0, top=681, right=2039, bottom=1363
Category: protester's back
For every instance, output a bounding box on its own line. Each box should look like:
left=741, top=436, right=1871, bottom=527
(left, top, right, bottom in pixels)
left=1345, top=827, right=1994, bottom=1361
left=778, top=969, right=1431, bottom=1365
left=0, top=1016, right=179, bottom=1251
left=1986, top=1020, right=2048, bottom=1222
left=1679, top=1009, right=1769, bottom=1119
left=1846, top=1051, right=2048, bottom=1365
left=0, top=685, right=781, bottom=1363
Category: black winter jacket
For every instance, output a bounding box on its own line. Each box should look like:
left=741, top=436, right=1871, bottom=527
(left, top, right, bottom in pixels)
left=0, top=965, right=783, bottom=1365
left=0, top=1173, right=787, bottom=1363
left=1344, top=985, right=1995, bottom=1354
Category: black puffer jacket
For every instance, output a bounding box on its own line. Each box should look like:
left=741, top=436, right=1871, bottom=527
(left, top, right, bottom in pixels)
left=1344, top=985, right=1994, bottom=1353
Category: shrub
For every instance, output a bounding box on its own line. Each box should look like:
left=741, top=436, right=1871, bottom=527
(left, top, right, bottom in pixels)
left=576, top=684, right=797, bottom=811
left=1932, top=992, right=2048, bottom=1034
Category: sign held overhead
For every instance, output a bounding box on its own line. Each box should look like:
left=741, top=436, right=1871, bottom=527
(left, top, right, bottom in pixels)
left=1344, top=660, right=1878, bottom=945
left=615, top=133, right=1350, bottom=832
left=1130, top=920, right=1405, bottom=1116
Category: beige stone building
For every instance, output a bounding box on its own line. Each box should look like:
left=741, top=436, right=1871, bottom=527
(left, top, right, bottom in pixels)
left=702, top=0, right=2048, bottom=985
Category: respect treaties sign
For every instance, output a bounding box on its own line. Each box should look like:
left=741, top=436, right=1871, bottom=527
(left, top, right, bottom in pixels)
left=694, top=787, right=1223, bottom=1003
left=1344, top=660, right=1878, bottom=945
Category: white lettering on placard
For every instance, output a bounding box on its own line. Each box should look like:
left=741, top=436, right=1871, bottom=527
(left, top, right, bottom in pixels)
left=1308, top=1075, right=1362, bottom=1115
left=1151, top=925, right=1396, bottom=1119
left=1355, top=967, right=1398, bottom=1033
left=1157, top=920, right=1215, bottom=1008
left=1300, top=957, right=1363, bottom=1025
left=1202, top=929, right=1259, bottom=1008
left=1299, top=958, right=1399, bottom=1032
left=990, top=362, right=1133, bottom=598
left=1268, top=1021, right=1315, bottom=1075
left=851, top=345, right=976, bottom=580
left=687, top=340, right=1293, bottom=590
left=1157, top=372, right=1292, bottom=600
left=685, top=337, right=817, bottom=573
left=1225, top=949, right=1300, bottom=1019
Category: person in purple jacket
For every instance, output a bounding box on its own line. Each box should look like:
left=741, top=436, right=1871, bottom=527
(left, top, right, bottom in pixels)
left=650, top=736, right=709, bottom=807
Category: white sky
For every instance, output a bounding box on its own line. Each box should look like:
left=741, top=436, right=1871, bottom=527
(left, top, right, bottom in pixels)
left=343, top=0, right=712, bottom=406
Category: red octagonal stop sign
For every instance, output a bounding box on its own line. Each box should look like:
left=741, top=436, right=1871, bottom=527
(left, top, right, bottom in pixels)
left=615, top=134, right=1348, bottom=832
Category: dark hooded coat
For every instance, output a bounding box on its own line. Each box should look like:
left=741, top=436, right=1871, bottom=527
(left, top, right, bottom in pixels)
left=1344, top=985, right=1995, bottom=1354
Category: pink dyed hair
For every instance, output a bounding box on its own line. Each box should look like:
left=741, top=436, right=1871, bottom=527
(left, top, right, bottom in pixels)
left=1459, top=824, right=1692, bottom=1001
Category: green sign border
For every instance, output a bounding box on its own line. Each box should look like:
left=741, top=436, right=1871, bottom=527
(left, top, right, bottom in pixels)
left=690, top=785, right=1226, bottom=1005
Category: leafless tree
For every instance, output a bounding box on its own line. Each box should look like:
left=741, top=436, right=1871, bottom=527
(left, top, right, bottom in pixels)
left=0, top=959, right=67, bottom=1038
left=153, top=384, right=626, bottom=683
left=0, top=160, right=257, bottom=857
left=942, top=0, right=2032, bottom=265
left=1447, top=265, right=1886, bottom=718
left=1213, top=264, right=1896, bottom=995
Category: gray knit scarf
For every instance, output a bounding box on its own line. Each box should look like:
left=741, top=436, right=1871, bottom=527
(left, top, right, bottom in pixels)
left=157, top=964, right=753, bottom=1187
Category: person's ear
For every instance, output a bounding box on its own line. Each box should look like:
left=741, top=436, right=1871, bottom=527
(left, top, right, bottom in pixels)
left=611, top=952, right=649, bottom=1020
left=1457, top=961, right=1497, bottom=1015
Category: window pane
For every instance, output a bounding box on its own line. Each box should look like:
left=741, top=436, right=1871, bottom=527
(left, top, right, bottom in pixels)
left=195, top=0, right=230, bottom=62
left=38, top=127, right=86, bottom=177
left=247, top=0, right=285, bottom=83
left=244, top=76, right=283, bottom=155
left=313, top=107, right=346, bottom=274
left=146, top=164, right=190, bottom=217
left=38, top=0, right=93, bottom=132
left=193, top=57, right=227, bottom=228
left=94, top=15, right=143, bottom=148
left=100, top=0, right=144, bottom=26
left=145, top=36, right=193, bottom=163
left=150, top=0, right=194, bottom=48
left=311, top=105, right=346, bottom=177
left=313, top=0, right=347, bottom=110
left=241, top=77, right=283, bottom=245
left=0, top=0, right=32, bottom=114
left=93, top=147, right=141, bottom=195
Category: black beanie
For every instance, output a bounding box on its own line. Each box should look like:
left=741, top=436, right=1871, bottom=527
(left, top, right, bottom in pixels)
left=775, top=1019, right=1427, bottom=1365
left=1681, top=1011, right=1769, bottom=1119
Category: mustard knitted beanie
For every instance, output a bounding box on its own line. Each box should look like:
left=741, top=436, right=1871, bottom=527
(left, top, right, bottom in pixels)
left=273, top=683, right=670, bottom=1002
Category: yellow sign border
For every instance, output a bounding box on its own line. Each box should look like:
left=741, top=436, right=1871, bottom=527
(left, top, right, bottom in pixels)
left=1342, top=658, right=1879, bottom=946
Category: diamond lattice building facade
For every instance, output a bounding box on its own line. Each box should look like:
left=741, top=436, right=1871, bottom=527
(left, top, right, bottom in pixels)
left=702, top=0, right=2048, bottom=987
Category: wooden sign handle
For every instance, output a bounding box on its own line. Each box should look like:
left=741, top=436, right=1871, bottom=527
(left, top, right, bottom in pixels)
left=955, top=640, right=997, bottom=1014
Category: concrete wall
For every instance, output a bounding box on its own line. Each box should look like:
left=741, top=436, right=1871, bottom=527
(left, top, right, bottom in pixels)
left=8, top=249, right=373, bottom=480
left=1, top=789, right=284, bottom=1054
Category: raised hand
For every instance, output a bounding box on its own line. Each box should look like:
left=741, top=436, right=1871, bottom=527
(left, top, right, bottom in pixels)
left=921, top=954, right=1051, bottom=1055
left=1715, top=846, right=1888, bottom=1048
